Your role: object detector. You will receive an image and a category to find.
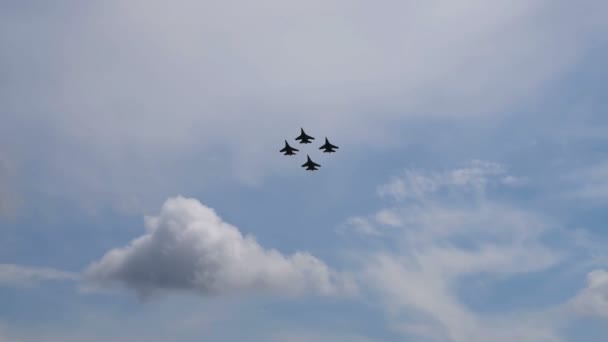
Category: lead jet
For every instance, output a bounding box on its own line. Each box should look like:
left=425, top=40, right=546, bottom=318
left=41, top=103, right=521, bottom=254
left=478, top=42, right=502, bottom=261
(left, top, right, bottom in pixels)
left=279, top=140, right=299, bottom=155
left=319, top=137, right=339, bottom=153
left=301, top=155, right=320, bottom=171
left=295, top=128, right=315, bottom=144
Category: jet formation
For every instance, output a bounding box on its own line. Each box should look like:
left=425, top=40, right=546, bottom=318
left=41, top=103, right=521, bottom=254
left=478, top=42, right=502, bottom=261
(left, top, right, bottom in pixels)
left=280, top=128, right=339, bottom=171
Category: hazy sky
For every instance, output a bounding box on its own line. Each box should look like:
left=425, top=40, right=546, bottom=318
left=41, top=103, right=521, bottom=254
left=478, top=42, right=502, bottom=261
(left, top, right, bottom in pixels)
left=1, top=1, right=608, bottom=341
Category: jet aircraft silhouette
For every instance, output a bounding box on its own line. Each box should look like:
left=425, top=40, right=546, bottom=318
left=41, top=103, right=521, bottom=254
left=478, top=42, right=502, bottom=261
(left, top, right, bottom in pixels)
left=295, top=128, right=315, bottom=144
left=319, top=137, right=339, bottom=153
left=301, top=155, right=320, bottom=171
left=280, top=140, right=299, bottom=155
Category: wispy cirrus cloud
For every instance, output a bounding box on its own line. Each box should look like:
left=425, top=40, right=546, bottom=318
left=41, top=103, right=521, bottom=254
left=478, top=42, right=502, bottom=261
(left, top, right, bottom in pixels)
left=377, top=160, right=526, bottom=201
left=359, top=205, right=562, bottom=341
left=0, top=264, right=78, bottom=287
left=345, top=161, right=606, bottom=341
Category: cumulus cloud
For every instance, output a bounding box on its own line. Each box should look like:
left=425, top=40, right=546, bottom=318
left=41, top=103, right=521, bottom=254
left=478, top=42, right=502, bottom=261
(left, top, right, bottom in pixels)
left=85, top=196, right=355, bottom=298
left=0, top=264, right=78, bottom=287
left=377, top=160, right=523, bottom=200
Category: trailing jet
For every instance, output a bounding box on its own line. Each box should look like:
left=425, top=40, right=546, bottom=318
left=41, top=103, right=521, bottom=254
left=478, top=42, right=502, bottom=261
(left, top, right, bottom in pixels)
left=295, top=128, right=315, bottom=144
left=279, top=140, right=299, bottom=155
left=319, top=137, right=339, bottom=153
left=301, top=155, right=320, bottom=171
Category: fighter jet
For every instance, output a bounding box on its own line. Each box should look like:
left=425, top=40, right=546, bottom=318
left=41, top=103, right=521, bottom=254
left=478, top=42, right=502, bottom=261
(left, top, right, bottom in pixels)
left=279, top=140, right=299, bottom=155
left=301, top=155, right=320, bottom=171
left=319, top=137, right=339, bottom=153
left=295, top=128, right=315, bottom=144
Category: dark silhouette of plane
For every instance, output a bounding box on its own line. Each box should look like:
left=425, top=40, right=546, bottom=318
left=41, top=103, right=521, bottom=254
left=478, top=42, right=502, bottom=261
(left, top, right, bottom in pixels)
left=295, top=128, right=315, bottom=144
left=280, top=140, right=299, bottom=155
left=319, top=137, right=339, bottom=153
left=301, top=155, right=320, bottom=171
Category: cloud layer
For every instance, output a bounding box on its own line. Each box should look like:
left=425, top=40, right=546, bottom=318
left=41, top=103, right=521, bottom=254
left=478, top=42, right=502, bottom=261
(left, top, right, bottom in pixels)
left=344, top=161, right=599, bottom=341
left=2, top=0, right=607, bottom=209
left=85, top=196, right=355, bottom=298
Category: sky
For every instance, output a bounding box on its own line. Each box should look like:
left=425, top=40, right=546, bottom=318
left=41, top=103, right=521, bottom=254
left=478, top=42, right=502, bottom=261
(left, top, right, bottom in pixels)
left=1, top=1, right=608, bottom=341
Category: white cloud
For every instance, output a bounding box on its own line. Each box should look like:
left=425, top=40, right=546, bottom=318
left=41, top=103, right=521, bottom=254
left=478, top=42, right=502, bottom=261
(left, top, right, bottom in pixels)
left=359, top=205, right=561, bottom=341
left=0, top=264, right=78, bottom=287
left=568, top=269, right=608, bottom=318
left=85, top=196, right=356, bottom=298
left=377, top=160, right=522, bottom=200
left=364, top=255, right=561, bottom=342
left=1, top=0, right=607, bottom=209
left=348, top=162, right=567, bottom=341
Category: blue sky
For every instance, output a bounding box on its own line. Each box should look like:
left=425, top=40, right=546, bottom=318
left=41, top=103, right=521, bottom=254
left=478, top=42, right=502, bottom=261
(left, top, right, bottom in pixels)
left=1, top=1, right=608, bottom=341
